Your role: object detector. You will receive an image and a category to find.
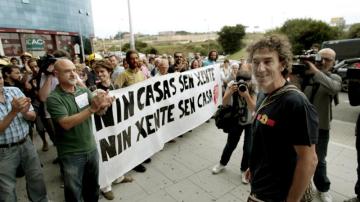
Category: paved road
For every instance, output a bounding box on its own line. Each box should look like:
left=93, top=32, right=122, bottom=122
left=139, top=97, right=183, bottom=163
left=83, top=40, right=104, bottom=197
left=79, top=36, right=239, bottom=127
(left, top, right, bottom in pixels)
left=15, top=92, right=359, bottom=202
left=333, top=92, right=360, bottom=124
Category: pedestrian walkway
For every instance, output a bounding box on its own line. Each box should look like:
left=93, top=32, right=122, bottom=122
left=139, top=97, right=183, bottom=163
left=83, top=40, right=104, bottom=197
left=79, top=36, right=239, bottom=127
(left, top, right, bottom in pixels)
left=16, top=119, right=357, bottom=201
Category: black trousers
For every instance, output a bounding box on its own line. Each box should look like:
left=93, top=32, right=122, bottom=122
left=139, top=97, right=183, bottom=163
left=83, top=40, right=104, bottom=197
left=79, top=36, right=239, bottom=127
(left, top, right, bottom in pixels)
left=355, top=113, right=360, bottom=197
left=219, top=124, right=252, bottom=172
left=313, top=129, right=331, bottom=192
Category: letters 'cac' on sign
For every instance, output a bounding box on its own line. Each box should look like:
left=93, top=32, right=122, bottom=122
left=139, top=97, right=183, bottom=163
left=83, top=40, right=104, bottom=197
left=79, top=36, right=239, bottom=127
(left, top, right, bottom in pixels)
left=26, top=38, right=45, bottom=51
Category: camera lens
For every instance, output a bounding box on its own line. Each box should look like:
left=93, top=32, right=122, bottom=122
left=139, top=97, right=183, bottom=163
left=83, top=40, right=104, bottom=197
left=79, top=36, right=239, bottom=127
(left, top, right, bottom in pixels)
left=238, top=84, right=247, bottom=92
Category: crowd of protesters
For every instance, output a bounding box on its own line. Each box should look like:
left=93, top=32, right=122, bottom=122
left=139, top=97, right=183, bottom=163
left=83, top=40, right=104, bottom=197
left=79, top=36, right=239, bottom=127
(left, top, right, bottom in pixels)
left=0, top=33, right=358, bottom=202
left=0, top=49, right=228, bottom=201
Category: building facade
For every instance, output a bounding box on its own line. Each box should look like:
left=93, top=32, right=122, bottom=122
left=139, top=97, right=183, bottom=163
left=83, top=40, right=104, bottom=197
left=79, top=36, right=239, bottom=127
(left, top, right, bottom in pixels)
left=0, top=0, right=94, bottom=60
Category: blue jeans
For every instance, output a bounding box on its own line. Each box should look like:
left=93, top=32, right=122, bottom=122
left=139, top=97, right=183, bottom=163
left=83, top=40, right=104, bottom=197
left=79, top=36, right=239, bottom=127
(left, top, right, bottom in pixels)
left=313, top=129, right=331, bottom=192
left=60, top=149, right=99, bottom=202
left=220, top=124, right=252, bottom=172
left=0, top=136, right=48, bottom=202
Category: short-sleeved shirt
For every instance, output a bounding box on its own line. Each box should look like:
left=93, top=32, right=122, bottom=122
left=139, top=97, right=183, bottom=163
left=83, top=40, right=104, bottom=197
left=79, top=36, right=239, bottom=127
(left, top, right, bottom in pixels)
left=0, top=87, right=34, bottom=144
left=250, top=84, right=318, bottom=201
left=202, top=60, right=216, bottom=67
left=115, top=68, right=145, bottom=88
left=46, top=85, right=96, bottom=157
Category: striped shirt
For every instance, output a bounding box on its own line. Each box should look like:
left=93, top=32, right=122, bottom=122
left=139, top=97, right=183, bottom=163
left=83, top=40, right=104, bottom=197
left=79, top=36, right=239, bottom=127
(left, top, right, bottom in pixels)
left=0, top=87, right=33, bottom=144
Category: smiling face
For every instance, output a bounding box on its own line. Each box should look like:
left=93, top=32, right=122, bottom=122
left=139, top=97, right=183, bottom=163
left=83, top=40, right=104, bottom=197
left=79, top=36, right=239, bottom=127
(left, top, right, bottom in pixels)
left=191, top=60, right=200, bottom=69
left=95, top=66, right=111, bottom=83
left=252, top=48, right=285, bottom=93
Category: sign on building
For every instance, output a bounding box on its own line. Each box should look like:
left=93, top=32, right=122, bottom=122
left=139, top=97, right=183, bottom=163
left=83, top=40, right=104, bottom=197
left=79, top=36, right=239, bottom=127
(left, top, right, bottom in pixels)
left=26, top=38, right=45, bottom=51
left=74, top=43, right=80, bottom=54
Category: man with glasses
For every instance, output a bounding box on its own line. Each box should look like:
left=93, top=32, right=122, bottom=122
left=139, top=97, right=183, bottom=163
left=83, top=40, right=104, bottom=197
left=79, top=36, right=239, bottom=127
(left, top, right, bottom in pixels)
left=168, top=52, right=187, bottom=73
left=302, top=48, right=342, bottom=202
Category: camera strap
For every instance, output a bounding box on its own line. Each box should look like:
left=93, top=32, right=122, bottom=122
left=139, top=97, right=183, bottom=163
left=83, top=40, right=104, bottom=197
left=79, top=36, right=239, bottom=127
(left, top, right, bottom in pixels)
left=254, top=84, right=304, bottom=120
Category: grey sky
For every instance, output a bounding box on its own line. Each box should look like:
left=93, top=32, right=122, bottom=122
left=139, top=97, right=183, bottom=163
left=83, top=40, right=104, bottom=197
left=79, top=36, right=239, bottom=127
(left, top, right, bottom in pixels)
left=91, top=0, right=360, bottom=38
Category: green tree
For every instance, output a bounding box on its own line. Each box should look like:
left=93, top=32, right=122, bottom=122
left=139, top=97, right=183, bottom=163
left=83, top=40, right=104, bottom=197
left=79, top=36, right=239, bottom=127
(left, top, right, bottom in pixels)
left=278, top=18, right=343, bottom=54
left=175, top=31, right=191, bottom=35
left=217, top=24, right=246, bottom=54
left=347, top=23, right=360, bottom=38
left=121, top=41, right=148, bottom=52
left=144, top=47, right=159, bottom=55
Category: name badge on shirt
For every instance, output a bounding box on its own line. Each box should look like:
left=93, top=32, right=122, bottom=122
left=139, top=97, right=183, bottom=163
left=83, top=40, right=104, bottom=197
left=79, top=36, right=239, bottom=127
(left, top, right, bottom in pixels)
left=75, top=93, right=89, bottom=109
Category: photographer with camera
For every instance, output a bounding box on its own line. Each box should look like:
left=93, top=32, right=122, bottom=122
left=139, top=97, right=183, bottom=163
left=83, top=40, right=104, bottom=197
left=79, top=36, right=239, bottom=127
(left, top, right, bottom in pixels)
left=212, top=64, right=256, bottom=185
left=299, top=48, right=342, bottom=202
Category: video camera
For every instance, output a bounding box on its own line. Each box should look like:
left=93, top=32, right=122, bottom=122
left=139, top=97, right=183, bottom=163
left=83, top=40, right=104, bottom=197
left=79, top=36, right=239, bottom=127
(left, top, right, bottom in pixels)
left=291, top=49, right=322, bottom=76
left=37, top=54, right=57, bottom=75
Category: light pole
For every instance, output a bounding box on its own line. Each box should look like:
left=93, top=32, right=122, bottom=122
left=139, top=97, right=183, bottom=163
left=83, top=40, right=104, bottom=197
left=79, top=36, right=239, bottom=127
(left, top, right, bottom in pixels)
left=204, top=18, right=210, bottom=53
left=127, top=0, right=135, bottom=50
left=78, top=9, right=89, bottom=63
left=119, top=32, right=122, bottom=57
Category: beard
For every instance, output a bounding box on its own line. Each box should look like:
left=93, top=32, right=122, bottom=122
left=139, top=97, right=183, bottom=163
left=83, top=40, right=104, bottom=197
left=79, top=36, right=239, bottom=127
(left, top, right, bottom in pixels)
left=68, top=78, right=77, bottom=86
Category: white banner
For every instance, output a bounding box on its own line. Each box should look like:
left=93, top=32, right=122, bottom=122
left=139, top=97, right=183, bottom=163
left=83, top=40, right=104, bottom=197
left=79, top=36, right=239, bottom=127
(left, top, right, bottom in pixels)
left=92, top=65, right=222, bottom=188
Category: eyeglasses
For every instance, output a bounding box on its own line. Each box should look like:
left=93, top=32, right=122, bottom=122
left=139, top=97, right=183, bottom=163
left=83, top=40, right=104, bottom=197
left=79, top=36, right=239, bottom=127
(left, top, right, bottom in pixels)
left=321, top=57, right=333, bottom=62
left=175, top=55, right=183, bottom=58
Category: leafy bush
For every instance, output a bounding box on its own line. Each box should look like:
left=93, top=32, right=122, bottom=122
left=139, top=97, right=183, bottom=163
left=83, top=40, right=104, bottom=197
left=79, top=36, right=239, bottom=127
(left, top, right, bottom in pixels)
left=347, top=23, right=360, bottom=39
left=269, top=18, right=343, bottom=54
left=217, top=24, right=246, bottom=54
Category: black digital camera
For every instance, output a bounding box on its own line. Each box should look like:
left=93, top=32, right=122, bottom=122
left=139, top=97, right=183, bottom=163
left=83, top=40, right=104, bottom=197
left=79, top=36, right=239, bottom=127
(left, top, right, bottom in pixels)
left=292, top=49, right=322, bottom=76
left=235, top=75, right=251, bottom=92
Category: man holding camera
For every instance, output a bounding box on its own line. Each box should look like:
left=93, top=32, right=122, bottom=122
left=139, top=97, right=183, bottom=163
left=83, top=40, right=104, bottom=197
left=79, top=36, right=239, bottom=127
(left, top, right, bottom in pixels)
left=212, top=64, right=256, bottom=185
left=302, top=48, right=342, bottom=202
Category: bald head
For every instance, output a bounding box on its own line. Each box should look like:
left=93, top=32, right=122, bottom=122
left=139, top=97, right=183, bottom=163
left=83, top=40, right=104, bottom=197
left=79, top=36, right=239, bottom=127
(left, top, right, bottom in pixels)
left=318, top=48, right=336, bottom=72
left=54, top=58, right=74, bottom=72
left=319, top=48, right=336, bottom=60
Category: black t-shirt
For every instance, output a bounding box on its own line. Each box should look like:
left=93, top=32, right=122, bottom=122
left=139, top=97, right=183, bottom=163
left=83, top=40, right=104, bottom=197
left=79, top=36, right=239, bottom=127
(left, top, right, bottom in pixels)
left=250, top=86, right=318, bottom=201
